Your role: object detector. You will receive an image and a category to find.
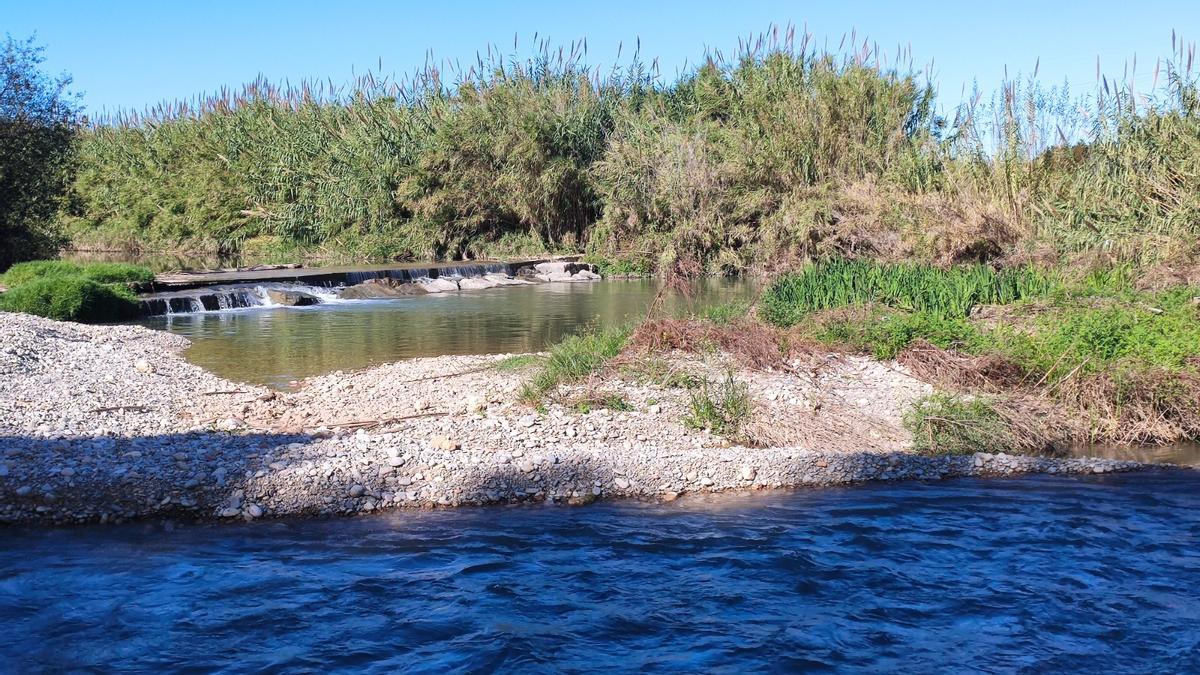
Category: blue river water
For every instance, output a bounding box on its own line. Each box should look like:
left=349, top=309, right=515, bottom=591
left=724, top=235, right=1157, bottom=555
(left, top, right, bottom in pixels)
left=1, top=471, right=1198, bottom=673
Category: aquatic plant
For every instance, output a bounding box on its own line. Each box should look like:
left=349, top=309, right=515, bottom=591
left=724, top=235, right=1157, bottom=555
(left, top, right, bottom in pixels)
left=759, top=259, right=1056, bottom=326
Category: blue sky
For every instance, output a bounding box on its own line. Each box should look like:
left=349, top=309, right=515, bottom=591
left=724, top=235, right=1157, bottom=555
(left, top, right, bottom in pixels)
left=4, top=0, right=1196, bottom=115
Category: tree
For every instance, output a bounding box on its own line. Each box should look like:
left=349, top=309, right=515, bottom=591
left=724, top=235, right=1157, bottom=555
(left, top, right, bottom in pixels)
left=0, top=35, right=80, bottom=271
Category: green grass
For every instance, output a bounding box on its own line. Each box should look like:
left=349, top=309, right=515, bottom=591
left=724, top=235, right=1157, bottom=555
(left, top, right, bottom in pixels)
left=492, top=354, right=545, bottom=372
left=519, top=326, right=632, bottom=404
left=903, top=394, right=1016, bottom=456
left=683, top=370, right=752, bottom=440
left=0, top=276, right=142, bottom=322
left=699, top=300, right=752, bottom=326
left=2, top=260, right=154, bottom=287
left=761, top=259, right=1057, bottom=326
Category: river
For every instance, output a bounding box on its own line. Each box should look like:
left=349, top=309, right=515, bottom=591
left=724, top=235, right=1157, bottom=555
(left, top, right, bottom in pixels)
left=139, top=278, right=754, bottom=387
left=1, top=471, right=1196, bottom=672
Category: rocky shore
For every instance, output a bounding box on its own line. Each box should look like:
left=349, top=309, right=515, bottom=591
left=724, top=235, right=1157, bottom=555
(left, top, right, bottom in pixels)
left=0, top=311, right=1154, bottom=526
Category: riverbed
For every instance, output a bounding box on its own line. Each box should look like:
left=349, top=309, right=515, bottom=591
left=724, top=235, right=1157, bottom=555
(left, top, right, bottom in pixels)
left=2, top=471, right=1196, bottom=672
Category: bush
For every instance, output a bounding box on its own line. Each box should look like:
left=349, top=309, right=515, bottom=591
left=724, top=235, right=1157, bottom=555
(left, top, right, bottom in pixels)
left=684, top=370, right=751, bottom=440
left=0, top=276, right=142, bottom=322
left=78, top=262, right=155, bottom=285
left=1, top=260, right=153, bottom=287
left=903, top=393, right=1015, bottom=455
left=1, top=260, right=83, bottom=286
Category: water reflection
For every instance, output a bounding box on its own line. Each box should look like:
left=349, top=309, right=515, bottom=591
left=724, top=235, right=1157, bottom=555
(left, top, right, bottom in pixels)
left=141, top=279, right=754, bottom=387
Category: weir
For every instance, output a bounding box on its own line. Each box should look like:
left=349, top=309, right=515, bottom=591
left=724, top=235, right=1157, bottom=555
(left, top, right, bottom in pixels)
left=151, top=258, right=567, bottom=291
left=139, top=257, right=581, bottom=316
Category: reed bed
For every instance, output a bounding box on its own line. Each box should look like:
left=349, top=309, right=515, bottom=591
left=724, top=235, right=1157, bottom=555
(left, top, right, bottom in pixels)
left=55, top=27, right=1200, bottom=278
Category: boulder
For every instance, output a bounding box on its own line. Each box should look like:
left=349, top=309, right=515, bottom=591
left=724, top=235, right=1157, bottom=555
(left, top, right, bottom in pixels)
left=417, top=278, right=460, bottom=293
left=534, top=261, right=572, bottom=275
left=338, top=278, right=428, bottom=299
left=457, top=277, right=499, bottom=291
left=571, top=270, right=601, bottom=281
left=265, top=289, right=319, bottom=306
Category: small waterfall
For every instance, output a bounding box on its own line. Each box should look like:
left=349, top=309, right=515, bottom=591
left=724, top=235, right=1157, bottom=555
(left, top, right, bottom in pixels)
left=141, top=261, right=532, bottom=316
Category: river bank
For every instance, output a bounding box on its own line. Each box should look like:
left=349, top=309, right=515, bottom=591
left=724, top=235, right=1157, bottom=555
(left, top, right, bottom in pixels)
left=0, top=311, right=1165, bottom=526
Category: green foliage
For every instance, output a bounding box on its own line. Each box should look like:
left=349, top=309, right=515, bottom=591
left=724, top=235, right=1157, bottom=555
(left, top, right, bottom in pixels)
left=761, top=258, right=1056, bottom=326
left=492, top=354, right=545, bottom=372
left=519, top=325, right=631, bottom=403
left=1, top=260, right=83, bottom=286
left=700, top=300, right=751, bottom=325
left=903, top=394, right=1016, bottom=455
left=684, top=370, right=751, bottom=439
left=572, top=393, right=632, bottom=414
left=813, top=309, right=981, bottom=360
left=2, top=260, right=153, bottom=286
left=0, top=275, right=140, bottom=322
left=0, top=36, right=81, bottom=270
left=76, top=262, right=155, bottom=285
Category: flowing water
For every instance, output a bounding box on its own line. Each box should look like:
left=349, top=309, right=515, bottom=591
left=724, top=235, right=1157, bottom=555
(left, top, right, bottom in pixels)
left=139, top=279, right=754, bottom=387
left=1, top=472, right=1197, bottom=672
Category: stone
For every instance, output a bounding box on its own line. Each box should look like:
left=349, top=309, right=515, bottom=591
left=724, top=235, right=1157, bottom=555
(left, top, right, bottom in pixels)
left=457, top=277, right=499, bottom=291
left=430, top=435, right=460, bottom=451
left=245, top=503, right=264, bottom=518
left=519, top=460, right=536, bottom=473
left=265, top=289, right=319, bottom=307
left=216, top=417, right=244, bottom=432
left=614, top=477, right=631, bottom=489
left=219, top=508, right=240, bottom=518
left=134, top=359, right=154, bottom=374
left=418, top=278, right=459, bottom=294
left=338, top=279, right=429, bottom=299
left=700, top=476, right=715, bottom=486
left=740, top=466, right=757, bottom=481
left=349, top=484, right=365, bottom=497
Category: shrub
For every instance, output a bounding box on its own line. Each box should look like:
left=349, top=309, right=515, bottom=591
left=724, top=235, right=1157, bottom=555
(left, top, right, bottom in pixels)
left=0, top=276, right=141, bottom=322
left=1, top=260, right=153, bottom=286
left=684, top=370, right=751, bottom=439
left=78, top=263, right=155, bottom=285
left=903, top=393, right=1015, bottom=455
left=519, top=326, right=631, bottom=403
left=1, top=260, right=84, bottom=286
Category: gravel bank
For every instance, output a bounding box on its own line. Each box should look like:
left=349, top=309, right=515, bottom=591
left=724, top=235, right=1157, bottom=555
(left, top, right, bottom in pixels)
left=0, top=311, right=1153, bottom=526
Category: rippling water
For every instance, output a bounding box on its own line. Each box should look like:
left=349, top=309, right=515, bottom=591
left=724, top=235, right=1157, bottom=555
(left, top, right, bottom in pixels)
left=2, top=472, right=1197, bottom=672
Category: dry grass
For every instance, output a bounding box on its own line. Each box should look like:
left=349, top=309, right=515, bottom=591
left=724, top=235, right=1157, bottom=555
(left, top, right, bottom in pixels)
left=626, top=317, right=796, bottom=370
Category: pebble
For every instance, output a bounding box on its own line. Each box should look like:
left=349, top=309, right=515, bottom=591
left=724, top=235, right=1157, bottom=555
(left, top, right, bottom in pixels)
left=0, top=310, right=1156, bottom=526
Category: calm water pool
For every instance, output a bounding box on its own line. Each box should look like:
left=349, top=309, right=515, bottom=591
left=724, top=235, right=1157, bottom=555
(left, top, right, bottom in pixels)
left=1, top=471, right=1197, bottom=673
left=140, top=279, right=753, bottom=387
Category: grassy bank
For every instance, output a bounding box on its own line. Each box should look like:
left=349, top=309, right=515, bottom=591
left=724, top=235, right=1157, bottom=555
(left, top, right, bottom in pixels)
left=0, top=261, right=150, bottom=322
left=52, top=29, right=1200, bottom=280
left=762, top=259, right=1200, bottom=445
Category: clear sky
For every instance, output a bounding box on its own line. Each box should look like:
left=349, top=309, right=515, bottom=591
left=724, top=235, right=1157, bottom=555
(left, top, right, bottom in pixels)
left=3, top=0, right=1197, bottom=115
